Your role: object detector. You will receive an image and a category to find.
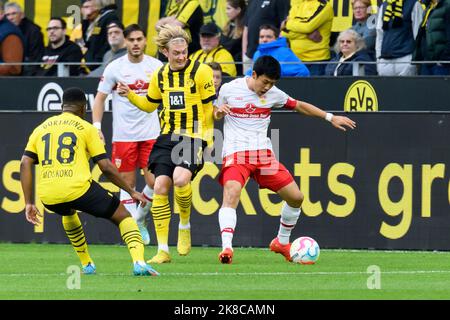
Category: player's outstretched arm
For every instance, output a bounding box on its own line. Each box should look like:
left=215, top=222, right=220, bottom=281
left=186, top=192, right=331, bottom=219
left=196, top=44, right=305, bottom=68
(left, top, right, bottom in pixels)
left=92, top=92, right=108, bottom=142
left=116, top=81, right=159, bottom=113
left=20, top=155, right=42, bottom=225
left=97, top=158, right=148, bottom=207
left=294, top=100, right=356, bottom=131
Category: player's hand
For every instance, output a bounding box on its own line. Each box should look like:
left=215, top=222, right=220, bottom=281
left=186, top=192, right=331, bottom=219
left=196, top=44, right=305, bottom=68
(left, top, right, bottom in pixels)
left=214, top=104, right=231, bottom=120
left=131, top=191, right=148, bottom=208
left=331, top=116, right=356, bottom=131
left=25, top=204, right=42, bottom=225
left=117, top=81, right=130, bottom=97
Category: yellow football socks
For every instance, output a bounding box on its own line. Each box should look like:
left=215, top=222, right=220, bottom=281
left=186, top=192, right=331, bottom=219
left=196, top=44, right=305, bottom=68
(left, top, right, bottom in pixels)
left=174, top=184, right=192, bottom=226
left=62, top=213, right=92, bottom=266
left=119, top=217, right=145, bottom=263
left=151, top=194, right=171, bottom=249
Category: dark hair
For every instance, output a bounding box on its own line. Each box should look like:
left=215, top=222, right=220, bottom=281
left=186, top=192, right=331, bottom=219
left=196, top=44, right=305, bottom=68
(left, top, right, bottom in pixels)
left=223, top=0, right=246, bottom=39
left=63, top=87, right=87, bottom=106
left=252, top=55, right=281, bottom=80
left=124, top=24, right=146, bottom=38
left=107, top=21, right=125, bottom=31
left=259, top=24, right=280, bottom=38
left=50, top=17, right=67, bottom=29
left=207, top=61, right=222, bottom=73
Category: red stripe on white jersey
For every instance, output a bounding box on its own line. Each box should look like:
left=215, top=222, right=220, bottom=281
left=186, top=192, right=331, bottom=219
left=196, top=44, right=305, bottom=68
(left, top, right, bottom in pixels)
left=221, top=227, right=234, bottom=234
left=229, top=106, right=271, bottom=119
left=121, top=199, right=136, bottom=204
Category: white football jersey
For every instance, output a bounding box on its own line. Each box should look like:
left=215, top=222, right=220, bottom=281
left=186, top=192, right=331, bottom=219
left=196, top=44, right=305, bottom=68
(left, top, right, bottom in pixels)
left=217, top=77, right=296, bottom=157
left=97, top=54, right=163, bottom=142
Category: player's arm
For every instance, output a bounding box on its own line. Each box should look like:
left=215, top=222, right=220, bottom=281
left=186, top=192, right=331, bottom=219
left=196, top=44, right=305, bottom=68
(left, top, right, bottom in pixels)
left=96, top=158, right=146, bottom=205
left=20, top=152, right=42, bottom=225
left=86, top=126, right=147, bottom=205
left=292, top=99, right=356, bottom=131
left=92, top=91, right=108, bottom=142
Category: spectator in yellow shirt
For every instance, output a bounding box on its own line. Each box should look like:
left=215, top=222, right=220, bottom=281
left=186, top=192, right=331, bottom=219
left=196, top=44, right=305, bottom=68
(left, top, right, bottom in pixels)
left=190, top=22, right=237, bottom=76
left=281, top=0, right=334, bottom=76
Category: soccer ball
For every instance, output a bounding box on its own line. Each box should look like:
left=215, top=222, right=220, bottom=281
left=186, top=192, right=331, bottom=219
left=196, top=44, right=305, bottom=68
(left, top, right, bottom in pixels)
left=290, top=236, right=320, bottom=264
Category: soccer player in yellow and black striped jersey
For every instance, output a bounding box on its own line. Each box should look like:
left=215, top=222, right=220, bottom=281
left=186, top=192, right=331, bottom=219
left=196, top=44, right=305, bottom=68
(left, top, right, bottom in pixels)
left=118, top=25, right=215, bottom=264
left=20, top=87, right=159, bottom=276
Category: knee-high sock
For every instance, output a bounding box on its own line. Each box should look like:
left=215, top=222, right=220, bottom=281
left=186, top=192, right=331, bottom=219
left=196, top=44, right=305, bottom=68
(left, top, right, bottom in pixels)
left=120, top=189, right=137, bottom=221
left=277, top=202, right=301, bottom=245
left=174, top=184, right=192, bottom=228
left=62, top=213, right=93, bottom=266
left=151, top=194, right=171, bottom=252
left=219, top=207, right=237, bottom=250
left=119, top=217, right=145, bottom=263
left=135, top=185, right=154, bottom=224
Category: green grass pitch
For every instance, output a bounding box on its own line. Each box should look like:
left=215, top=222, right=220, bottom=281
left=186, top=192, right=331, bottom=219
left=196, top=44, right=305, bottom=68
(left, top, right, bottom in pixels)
left=1, top=243, right=450, bottom=300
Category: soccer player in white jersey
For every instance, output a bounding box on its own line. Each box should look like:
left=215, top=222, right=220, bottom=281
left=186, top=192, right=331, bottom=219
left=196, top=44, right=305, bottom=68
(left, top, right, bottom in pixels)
left=214, top=55, right=356, bottom=264
left=92, top=24, right=163, bottom=244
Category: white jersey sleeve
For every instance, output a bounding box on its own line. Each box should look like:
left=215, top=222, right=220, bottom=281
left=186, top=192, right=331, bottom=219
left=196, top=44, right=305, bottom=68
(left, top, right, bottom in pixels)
left=97, top=63, right=117, bottom=95
left=270, top=85, right=290, bottom=109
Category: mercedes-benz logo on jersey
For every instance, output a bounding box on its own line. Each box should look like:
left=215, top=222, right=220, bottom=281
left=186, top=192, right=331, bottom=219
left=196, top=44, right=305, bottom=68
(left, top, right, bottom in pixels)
left=245, top=103, right=257, bottom=113
left=37, top=82, right=64, bottom=111
left=134, top=79, right=145, bottom=89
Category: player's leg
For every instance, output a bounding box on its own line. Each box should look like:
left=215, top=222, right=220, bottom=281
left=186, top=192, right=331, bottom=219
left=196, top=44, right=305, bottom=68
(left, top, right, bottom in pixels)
left=109, top=204, right=159, bottom=276
left=217, top=155, right=252, bottom=264
left=270, top=182, right=303, bottom=261
left=61, top=210, right=95, bottom=274
left=254, top=153, right=302, bottom=261
left=134, top=140, right=157, bottom=245
left=71, top=180, right=159, bottom=276
left=132, top=169, right=155, bottom=245
left=173, top=167, right=193, bottom=256
left=173, top=137, right=206, bottom=256
left=218, top=179, right=243, bottom=264
left=43, top=202, right=96, bottom=275
left=112, top=142, right=139, bottom=226
left=148, top=172, right=173, bottom=263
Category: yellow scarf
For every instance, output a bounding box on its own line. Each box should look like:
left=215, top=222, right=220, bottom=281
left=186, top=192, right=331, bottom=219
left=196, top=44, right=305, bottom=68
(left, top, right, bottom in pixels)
left=383, top=0, right=404, bottom=29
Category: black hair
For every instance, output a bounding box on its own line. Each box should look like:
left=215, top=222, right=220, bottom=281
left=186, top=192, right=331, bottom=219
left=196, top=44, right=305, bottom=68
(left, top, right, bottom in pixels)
left=124, top=24, right=146, bottom=38
left=49, top=17, right=67, bottom=29
left=259, top=24, right=280, bottom=38
left=63, top=87, right=87, bottom=107
left=252, top=55, right=281, bottom=80
left=207, top=61, right=222, bottom=73
left=107, top=21, right=125, bottom=31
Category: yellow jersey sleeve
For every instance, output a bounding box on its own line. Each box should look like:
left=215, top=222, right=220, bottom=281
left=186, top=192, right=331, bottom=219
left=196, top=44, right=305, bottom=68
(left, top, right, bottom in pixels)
left=24, top=128, right=39, bottom=163
left=86, top=125, right=108, bottom=162
left=196, top=64, right=215, bottom=147
left=196, top=64, right=216, bottom=103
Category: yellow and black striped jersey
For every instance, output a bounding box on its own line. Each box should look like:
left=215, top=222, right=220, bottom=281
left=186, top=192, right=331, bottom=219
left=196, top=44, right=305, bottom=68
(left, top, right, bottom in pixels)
left=24, top=112, right=107, bottom=205
left=129, top=59, right=215, bottom=146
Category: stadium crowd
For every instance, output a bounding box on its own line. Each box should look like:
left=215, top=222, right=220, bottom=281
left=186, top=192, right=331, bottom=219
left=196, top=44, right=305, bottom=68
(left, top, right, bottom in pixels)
left=0, top=0, right=449, bottom=77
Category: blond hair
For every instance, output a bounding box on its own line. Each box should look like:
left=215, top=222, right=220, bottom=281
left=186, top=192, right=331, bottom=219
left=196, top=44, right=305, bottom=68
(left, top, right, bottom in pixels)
left=155, top=25, right=191, bottom=53
left=334, top=29, right=366, bottom=54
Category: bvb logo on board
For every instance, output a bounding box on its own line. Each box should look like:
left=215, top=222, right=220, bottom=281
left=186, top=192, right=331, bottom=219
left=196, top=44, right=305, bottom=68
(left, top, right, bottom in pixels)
left=344, top=80, right=378, bottom=112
